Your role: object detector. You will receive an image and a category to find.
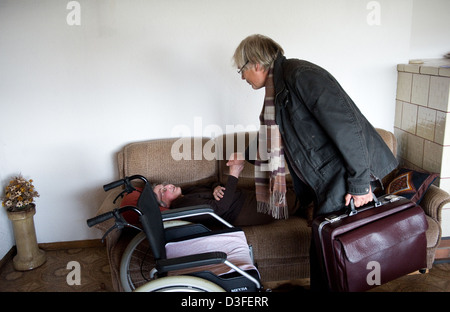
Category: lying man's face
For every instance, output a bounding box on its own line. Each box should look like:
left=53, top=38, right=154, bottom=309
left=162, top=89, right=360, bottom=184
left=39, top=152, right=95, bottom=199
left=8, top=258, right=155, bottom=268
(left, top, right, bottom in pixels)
left=153, top=183, right=182, bottom=207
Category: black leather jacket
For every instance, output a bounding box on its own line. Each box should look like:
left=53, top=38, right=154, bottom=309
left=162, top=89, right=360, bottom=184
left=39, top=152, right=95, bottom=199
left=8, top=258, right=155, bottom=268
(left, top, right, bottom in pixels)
left=273, top=54, right=398, bottom=215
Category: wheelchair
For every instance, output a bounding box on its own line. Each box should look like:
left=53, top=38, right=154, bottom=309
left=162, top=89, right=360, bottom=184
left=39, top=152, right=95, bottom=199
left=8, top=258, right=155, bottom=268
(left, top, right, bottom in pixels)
left=87, top=175, right=263, bottom=292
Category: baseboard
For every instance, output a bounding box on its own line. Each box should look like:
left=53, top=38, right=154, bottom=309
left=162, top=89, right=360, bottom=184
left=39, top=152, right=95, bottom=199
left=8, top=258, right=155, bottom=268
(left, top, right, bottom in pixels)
left=0, top=239, right=104, bottom=270
left=38, top=239, right=104, bottom=251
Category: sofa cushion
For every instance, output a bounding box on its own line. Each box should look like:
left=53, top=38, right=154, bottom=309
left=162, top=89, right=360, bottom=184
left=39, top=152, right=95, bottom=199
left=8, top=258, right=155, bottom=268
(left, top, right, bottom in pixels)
left=242, top=217, right=311, bottom=281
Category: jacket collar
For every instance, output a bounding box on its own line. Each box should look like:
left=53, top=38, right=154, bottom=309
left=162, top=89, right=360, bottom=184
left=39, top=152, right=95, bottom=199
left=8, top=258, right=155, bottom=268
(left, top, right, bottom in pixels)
left=273, top=52, right=287, bottom=93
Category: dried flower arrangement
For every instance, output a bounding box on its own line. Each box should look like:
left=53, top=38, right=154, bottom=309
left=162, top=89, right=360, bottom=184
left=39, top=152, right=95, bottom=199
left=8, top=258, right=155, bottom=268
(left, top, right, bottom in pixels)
left=2, top=175, right=39, bottom=212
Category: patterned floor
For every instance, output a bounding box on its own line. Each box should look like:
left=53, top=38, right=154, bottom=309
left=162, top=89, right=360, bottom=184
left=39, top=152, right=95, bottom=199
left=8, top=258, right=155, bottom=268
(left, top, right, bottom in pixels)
left=0, top=245, right=449, bottom=292
left=369, top=262, right=450, bottom=292
left=0, top=246, right=113, bottom=292
left=266, top=262, right=450, bottom=292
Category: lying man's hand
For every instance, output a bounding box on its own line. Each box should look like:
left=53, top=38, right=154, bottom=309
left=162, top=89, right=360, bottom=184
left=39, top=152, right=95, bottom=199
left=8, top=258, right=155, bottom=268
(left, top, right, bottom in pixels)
left=213, top=185, right=225, bottom=201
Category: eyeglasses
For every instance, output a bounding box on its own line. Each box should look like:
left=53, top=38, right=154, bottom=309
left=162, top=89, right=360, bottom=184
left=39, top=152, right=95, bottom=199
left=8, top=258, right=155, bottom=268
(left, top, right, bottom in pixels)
left=237, top=60, right=249, bottom=75
left=154, top=182, right=169, bottom=207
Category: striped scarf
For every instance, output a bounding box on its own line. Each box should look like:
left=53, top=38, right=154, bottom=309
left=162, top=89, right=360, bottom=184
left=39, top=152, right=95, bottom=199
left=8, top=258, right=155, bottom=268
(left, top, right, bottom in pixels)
left=254, top=64, right=288, bottom=219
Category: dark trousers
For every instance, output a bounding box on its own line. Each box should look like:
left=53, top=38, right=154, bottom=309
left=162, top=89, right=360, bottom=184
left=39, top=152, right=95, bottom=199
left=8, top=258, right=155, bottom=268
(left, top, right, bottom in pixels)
left=285, top=158, right=327, bottom=291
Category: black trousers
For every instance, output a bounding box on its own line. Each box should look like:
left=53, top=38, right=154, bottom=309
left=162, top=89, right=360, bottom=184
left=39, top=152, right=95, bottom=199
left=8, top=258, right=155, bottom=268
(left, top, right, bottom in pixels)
left=285, top=157, right=327, bottom=291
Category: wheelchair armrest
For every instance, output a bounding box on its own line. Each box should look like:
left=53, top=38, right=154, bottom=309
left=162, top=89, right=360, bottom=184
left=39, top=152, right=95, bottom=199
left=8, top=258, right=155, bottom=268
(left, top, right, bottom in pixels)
left=161, top=205, right=233, bottom=228
left=161, top=205, right=214, bottom=219
left=156, top=252, right=227, bottom=274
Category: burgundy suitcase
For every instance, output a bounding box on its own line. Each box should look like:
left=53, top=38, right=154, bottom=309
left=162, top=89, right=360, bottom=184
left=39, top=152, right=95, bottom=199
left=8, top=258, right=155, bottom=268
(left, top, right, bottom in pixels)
left=312, top=194, right=428, bottom=292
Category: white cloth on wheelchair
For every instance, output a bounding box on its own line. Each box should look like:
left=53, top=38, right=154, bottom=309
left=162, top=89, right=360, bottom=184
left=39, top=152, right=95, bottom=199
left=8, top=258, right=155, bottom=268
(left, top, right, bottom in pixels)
left=165, top=230, right=257, bottom=277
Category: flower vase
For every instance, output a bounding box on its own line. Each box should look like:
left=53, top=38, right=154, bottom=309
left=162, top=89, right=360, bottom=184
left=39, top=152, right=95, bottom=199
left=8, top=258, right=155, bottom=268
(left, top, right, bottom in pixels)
left=7, top=204, right=46, bottom=271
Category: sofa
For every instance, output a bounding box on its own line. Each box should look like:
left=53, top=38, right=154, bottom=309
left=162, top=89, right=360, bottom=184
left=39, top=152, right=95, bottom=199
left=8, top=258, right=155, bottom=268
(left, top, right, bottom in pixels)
left=94, top=129, right=450, bottom=292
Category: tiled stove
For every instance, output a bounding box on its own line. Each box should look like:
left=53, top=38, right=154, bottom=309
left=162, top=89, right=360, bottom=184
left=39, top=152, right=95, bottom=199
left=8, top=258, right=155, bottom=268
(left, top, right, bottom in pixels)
left=395, top=58, right=450, bottom=237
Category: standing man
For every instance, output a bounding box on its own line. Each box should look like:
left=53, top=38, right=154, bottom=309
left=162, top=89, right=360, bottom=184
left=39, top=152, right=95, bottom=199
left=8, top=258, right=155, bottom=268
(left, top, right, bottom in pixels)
left=231, top=34, right=398, bottom=290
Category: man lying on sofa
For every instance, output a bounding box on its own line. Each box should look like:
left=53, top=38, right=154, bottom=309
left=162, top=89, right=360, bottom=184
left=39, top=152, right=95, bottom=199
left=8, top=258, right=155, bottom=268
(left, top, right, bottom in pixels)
left=152, top=153, right=273, bottom=227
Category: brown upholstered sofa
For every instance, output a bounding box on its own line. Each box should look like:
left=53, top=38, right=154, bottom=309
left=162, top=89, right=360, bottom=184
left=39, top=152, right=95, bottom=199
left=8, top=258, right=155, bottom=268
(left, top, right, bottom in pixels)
left=94, top=129, right=449, bottom=291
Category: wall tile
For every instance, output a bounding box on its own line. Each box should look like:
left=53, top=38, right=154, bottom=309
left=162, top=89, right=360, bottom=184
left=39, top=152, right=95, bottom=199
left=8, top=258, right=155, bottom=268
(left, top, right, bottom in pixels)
left=423, top=140, right=442, bottom=173
left=411, top=74, right=430, bottom=106
left=429, top=76, right=450, bottom=112
left=439, top=67, right=450, bottom=77
left=394, top=100, right=403, bottom=128
left=406, top=133, right=424, bottom=167
left=401, top=102, right=417, bottom=134
left=394, top=127, right=407, bottom=159
left=439, top=178, right=449, bottom=189
left=404, top=64, right=420, bottom=73
left=441, top=201, right=450, bottom=236
left=435, top=111, right=449, bottom=145
left=420, top=66, right=439, bottom=75
left=441, top=146, right=450, bottom=177
left=396, top=72, right=412, bottom=102
left=416, top=106, right=436, bottom=141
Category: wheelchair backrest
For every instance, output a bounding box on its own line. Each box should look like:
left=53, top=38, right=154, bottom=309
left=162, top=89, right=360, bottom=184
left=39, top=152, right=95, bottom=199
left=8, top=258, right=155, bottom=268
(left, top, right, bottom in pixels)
left=137, top=182, right=167, bottom=260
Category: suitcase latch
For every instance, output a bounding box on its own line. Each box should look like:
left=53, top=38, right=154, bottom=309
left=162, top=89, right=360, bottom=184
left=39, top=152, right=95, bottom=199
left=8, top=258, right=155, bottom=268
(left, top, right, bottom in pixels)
left=325, top=215, right=342, bottom=223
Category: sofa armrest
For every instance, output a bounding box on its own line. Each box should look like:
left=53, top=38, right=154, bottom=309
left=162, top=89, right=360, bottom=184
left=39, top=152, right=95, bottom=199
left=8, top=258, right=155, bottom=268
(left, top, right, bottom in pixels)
left=420, top=184, right=450, bottom=223
left=92, top=188, right=127, bottom=292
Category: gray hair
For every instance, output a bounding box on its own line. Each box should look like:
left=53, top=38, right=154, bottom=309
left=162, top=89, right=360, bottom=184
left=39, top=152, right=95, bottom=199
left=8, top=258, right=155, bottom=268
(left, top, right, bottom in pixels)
left=233, top=34, right=284, bottom=70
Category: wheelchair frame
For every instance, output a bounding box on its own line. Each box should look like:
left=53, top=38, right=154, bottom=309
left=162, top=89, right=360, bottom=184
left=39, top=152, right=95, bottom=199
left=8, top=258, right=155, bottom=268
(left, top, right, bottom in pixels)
left=87, top=175, right=262, bottom=292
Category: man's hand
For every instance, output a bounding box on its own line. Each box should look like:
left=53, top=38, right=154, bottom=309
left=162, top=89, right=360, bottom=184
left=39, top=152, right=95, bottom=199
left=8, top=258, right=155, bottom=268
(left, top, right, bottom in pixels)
left=213, top=185, right=225, bottom=201
left=344, top=186, right=373, bottom=207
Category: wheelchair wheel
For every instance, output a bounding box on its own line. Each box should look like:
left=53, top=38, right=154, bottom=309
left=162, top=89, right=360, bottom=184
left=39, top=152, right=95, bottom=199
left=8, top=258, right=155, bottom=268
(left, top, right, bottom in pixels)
left=120, top=231, right=151, bottom=292
left=120, top=220, right=191, bottom=292
left=134, top=275, right=226, bottom=292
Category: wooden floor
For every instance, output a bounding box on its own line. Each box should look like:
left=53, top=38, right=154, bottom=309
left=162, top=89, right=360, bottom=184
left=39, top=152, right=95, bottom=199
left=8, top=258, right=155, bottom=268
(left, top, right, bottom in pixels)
left=0, top=244, right=449, bottom=292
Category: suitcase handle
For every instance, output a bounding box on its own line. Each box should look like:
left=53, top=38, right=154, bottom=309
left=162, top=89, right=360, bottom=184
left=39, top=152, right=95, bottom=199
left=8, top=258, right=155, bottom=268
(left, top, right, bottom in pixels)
left=348, top=192, right=381, bottom=216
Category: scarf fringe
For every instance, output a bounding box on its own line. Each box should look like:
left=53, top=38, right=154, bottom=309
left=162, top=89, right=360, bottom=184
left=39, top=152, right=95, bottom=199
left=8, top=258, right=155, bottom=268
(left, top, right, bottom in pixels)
left=257, top=190, right=289, bottom=220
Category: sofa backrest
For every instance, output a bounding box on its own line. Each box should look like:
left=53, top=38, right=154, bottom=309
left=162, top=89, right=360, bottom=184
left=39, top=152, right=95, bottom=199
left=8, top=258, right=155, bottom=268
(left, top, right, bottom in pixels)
left=117, top=137, right=218, bottom=187
left=116, top=128, right=396, bottom=187
left=375, top=128, right=397, bottom=157
left=215, top=131, right=261, bottom=189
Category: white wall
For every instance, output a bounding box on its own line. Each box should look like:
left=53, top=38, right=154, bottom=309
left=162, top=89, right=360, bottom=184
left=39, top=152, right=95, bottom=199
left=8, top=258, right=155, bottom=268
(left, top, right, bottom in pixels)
left=0, top=0, right=449, bottom=259
left=409, top=0, right=450, bottom=59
